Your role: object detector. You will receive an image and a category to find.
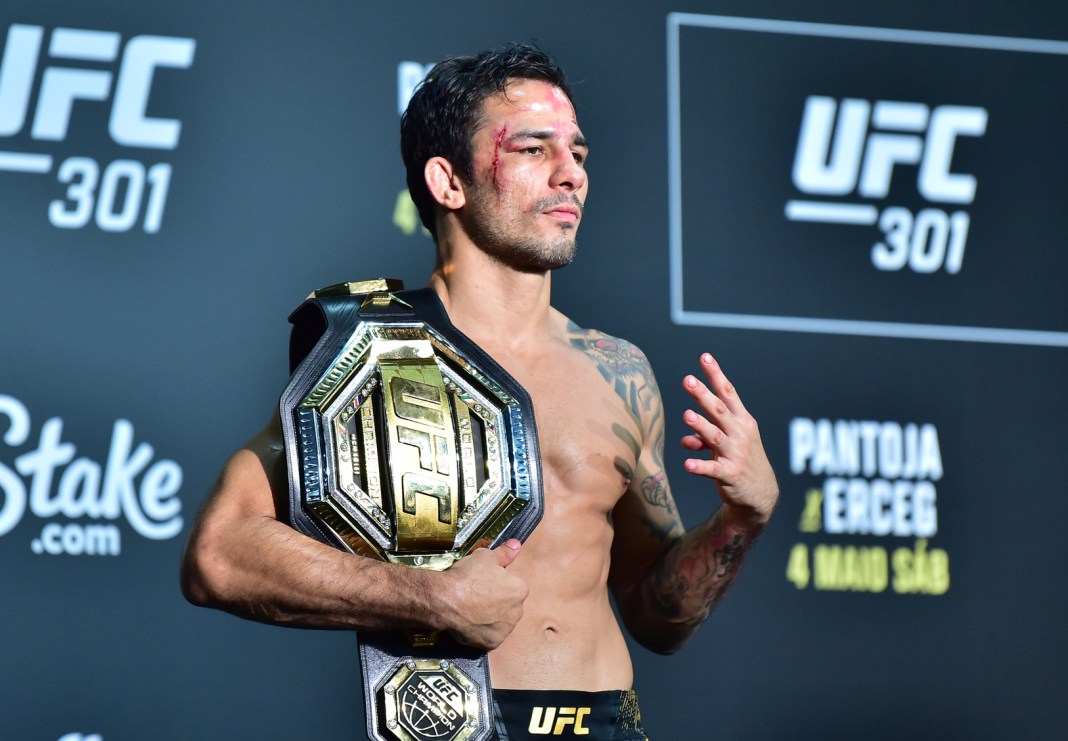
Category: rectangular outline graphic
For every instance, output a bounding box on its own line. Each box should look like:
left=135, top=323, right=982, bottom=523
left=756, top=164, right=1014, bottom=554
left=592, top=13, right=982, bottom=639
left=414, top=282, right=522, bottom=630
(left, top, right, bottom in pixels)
left=667, top=13, right=1068, bottom=347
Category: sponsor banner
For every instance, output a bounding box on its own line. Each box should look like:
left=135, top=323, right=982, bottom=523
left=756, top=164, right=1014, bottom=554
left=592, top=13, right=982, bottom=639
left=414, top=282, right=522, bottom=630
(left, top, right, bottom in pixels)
left=667, top=14, right=1068, bottom=345
left=0, top=393, right=184, bottom=557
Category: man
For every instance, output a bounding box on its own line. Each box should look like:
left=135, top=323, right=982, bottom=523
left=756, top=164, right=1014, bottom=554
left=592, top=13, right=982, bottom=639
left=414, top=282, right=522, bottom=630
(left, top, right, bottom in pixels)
left=181, top=44, right=778, bottom=739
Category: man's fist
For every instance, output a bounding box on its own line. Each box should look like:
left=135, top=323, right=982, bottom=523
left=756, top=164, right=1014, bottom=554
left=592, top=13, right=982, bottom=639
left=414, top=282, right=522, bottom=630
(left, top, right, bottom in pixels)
left=440, top=539, right=529, bottom=650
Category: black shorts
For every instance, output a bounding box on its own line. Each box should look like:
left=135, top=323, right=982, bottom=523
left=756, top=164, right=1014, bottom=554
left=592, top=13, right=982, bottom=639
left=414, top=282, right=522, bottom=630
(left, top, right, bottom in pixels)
left=492, top=688, right=648, bottom=740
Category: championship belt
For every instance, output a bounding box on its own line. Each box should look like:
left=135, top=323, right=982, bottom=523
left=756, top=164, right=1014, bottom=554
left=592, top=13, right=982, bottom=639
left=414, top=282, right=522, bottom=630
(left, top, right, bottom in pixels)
left=279, top=279, right=542, bottom=741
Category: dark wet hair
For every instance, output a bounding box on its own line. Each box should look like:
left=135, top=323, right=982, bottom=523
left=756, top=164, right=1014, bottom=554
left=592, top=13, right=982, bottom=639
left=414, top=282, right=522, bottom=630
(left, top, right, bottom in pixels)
left=400, top=43, right=573, bottom=239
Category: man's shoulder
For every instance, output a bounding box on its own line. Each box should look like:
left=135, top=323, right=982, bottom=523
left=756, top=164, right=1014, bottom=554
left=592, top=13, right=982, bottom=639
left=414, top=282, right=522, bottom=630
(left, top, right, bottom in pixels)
left=562, top=318, right=652, bottom=375
left=549, top=311, right=662, bottom=423
left=554, top=315, right=663, bottom=436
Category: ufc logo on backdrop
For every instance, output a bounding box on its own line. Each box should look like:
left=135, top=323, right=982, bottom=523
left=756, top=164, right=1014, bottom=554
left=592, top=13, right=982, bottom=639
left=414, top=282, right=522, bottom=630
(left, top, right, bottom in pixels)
left=0, top=24, right=195, bottom=147
left=0, top=24, right=196, bottom=233
left=792, top=96, right=987, bottom=203
left=785, top=95, right=988, bottom=275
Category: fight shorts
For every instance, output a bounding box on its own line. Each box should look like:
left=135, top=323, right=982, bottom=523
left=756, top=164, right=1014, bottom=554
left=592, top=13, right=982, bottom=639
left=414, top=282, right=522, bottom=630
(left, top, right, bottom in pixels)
left=492, top=688, right=648, bottom=740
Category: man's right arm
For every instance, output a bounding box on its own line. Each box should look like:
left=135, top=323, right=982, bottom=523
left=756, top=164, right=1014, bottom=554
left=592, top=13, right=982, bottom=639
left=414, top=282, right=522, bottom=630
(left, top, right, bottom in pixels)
left=179, top=415, right=527, bottom=650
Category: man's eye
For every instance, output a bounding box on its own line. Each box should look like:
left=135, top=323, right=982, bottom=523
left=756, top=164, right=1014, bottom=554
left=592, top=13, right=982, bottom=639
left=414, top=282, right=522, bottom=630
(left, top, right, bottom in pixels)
left=522, top=146, right=542, bottom=155
left=572, top=151, right=586, bottom=165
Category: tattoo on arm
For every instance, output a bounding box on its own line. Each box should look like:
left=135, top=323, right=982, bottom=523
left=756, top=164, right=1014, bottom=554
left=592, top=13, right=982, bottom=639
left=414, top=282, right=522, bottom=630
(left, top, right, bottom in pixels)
left=611, top=423, right=640, bottom=472
left=568, top=325, right=762, bottom=646
left=572, top=324, right=679, bottom=540
left=637, top=415, right=676, bottom=521
left=642, top=511, right=757, bottom=632
left=640, top=471, right=668, bottom=509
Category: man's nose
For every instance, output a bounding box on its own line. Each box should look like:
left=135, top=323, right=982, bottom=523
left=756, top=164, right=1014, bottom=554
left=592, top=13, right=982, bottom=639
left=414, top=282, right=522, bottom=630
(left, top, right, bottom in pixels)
left=549, top=152, right=587, bottom=192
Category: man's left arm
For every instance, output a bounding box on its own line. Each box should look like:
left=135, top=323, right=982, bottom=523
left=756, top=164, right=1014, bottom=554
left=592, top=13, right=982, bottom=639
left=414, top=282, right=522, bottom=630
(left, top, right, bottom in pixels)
left=609, top=352, right=779, bottom=655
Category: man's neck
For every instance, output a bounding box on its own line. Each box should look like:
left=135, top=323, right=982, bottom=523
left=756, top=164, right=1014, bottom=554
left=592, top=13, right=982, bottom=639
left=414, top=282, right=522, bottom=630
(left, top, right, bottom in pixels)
left=428, top=243, right=556, bottom=352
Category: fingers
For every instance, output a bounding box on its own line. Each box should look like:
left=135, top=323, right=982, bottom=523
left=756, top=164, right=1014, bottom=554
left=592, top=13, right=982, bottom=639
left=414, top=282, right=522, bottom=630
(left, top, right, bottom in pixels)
left=687, top=353, right=748, bottom=417
left=681, top=354, right=751, bottom=442
left=681, top=415, right=728, bottom=481
left=680, top=354, right=753, bottom=478
left=684, top=408, right=726, bottom=446
left=492, top=539, right=522, bottom=567
left=683, top=456, right=721, bottom=478
left=677, top=353, right=779, bottom=522
left=681, top=432, right=706, bottom=451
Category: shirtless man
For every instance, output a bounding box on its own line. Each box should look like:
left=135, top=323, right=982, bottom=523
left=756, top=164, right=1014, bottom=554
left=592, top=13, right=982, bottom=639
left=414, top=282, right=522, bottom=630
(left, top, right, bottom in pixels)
left=180, top=44, right=778, bottom=739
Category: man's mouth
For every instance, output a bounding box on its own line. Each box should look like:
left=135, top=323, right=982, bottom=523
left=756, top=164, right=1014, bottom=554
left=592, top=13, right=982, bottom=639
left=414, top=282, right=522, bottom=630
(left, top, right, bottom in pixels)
left=543, top=206, right=579, bottom=222
left=538, top=196, right=584, bottom=223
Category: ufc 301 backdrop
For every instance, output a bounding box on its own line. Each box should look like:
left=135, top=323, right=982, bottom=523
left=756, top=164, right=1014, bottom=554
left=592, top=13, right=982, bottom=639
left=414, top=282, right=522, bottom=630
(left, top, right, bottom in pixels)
left=2, top=2, right=1065, bottom=739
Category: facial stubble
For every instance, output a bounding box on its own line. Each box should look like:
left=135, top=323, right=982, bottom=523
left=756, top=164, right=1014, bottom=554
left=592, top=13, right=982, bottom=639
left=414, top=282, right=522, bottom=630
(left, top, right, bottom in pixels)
left=465, top=187, right=582, bottom=273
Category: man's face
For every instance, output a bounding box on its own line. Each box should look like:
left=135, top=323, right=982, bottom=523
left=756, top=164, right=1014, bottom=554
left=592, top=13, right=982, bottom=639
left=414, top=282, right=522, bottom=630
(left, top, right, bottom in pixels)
left=460, top=79, right=589, bottom=272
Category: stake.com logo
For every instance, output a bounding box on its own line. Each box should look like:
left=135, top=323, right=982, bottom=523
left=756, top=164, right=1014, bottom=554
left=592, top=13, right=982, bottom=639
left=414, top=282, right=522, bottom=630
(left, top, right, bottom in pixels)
left=0, top=394, right=184, bottom=556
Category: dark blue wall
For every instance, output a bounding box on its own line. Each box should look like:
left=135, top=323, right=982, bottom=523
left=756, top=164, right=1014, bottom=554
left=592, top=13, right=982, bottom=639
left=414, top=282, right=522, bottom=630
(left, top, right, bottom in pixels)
left=2, top=2, right=1066, bottom=739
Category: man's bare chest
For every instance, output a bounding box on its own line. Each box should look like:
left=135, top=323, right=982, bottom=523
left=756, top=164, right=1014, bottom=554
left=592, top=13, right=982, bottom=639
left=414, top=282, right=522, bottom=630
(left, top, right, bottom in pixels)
left=508, top=352, right=641, bottom=506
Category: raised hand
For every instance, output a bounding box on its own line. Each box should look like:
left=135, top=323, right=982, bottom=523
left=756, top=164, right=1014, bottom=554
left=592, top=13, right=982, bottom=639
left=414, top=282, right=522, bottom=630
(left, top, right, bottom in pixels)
left=681, top=353, right=778, bottom=527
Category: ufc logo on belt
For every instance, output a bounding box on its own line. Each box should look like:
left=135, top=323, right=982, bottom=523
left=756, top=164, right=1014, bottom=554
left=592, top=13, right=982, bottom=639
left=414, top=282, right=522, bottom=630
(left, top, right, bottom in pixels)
left=528, top=706, right=592, bottom=735
left=382, top=363, right=460, bottom=551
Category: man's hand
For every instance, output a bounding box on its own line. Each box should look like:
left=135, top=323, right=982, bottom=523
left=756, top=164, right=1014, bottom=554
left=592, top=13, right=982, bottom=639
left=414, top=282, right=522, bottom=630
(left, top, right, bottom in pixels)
left=440, top=539, right=528, bottom=650
left=681, top=353, right=779, bottom=527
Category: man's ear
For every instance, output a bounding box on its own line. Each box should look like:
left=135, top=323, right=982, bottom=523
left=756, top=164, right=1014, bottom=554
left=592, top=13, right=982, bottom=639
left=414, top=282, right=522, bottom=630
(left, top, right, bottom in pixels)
left=425, top=156, right=467, bottom=210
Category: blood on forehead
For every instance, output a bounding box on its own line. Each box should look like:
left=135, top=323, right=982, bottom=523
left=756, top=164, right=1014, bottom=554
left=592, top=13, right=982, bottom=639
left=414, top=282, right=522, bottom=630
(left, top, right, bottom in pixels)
left=479, top=81, right=582, bottom=191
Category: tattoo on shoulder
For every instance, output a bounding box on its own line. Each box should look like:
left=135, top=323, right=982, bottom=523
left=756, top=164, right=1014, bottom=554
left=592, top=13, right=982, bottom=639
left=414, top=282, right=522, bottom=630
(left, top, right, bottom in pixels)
left=569, top=322, right=677, bottom=523
left=566, top=321, right=660, bottom=425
